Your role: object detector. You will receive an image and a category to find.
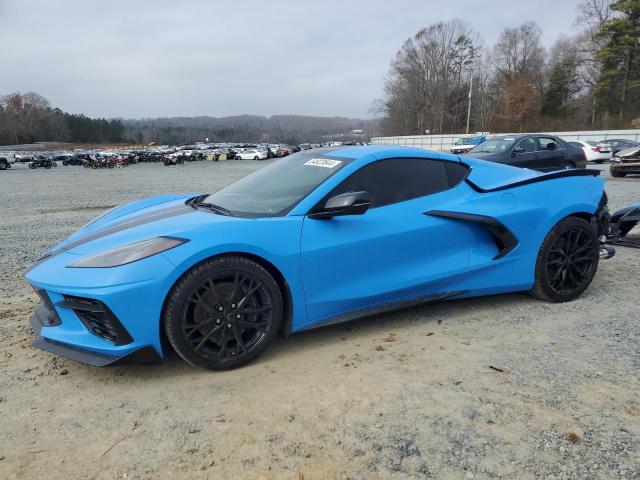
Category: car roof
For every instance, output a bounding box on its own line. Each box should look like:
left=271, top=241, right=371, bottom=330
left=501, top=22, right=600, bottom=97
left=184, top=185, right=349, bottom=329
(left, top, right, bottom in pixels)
left=322, top=145, right=462, bottom=163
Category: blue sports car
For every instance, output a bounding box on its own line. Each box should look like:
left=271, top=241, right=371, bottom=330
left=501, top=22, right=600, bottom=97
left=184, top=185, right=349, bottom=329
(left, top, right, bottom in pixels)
left=25, top=146, right=619, bottom=370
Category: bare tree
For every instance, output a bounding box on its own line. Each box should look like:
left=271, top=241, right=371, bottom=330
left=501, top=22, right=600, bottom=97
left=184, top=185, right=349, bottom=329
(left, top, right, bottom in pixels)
left=379, top=19, right=480, bottom=135
left=574, top=0, right=614, bottom=125
left=492, top=22, right=545, bottom=85
left=1, top=92, right=50, bottom=144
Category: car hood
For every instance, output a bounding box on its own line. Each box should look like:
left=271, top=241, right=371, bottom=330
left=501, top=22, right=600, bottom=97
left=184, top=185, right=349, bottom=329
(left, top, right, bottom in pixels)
left=617, top=146, right=640, bottom=158
left=47, top=193, right=247, bottom=256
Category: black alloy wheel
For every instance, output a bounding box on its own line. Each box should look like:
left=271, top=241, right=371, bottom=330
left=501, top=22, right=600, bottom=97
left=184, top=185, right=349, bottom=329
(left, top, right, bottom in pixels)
left=531, top=216, right=599, bottom=302
left=164, top=256, right=283, bottom=370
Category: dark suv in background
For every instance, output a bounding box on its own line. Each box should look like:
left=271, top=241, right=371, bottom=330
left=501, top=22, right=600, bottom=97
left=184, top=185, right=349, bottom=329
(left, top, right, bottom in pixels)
left=467, top=134, right=587, bottom=171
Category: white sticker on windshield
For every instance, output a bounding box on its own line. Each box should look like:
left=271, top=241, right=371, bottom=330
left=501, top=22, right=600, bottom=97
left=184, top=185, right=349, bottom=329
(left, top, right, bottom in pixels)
left=304, top=158, right=342, bottom=168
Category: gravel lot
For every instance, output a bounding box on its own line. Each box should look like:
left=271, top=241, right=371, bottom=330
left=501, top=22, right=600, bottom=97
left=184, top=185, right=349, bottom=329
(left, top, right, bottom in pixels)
left=1, top=160, right=639, bottom=479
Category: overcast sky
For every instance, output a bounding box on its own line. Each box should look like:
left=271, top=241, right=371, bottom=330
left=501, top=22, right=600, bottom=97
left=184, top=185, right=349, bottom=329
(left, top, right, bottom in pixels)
left=0, top=0, right=583, bottom=119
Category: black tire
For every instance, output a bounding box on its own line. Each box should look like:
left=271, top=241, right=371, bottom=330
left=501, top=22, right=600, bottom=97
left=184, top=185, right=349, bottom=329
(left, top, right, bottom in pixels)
left=62, top=160, right=68, bottom=166
left=163, top=255, right=283, bottom=370
left=0, top=160, right=7, bottom=170
left=610, top=166, right=625, bottom=177
left=28, top=163, right=36, bottom=169
left=530, top=216, right=599, bottom=302
left=253, top=156, right=259, bottom=160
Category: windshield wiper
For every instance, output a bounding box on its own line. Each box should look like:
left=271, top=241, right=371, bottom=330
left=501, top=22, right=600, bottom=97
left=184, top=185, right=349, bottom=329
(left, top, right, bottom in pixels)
left=186, top=195, right=233, bottom=216
left=202, top=203, right=233, bottom=216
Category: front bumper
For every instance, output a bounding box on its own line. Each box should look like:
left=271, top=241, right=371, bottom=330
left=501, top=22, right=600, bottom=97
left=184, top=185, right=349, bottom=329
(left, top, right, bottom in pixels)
left=30, top=303, right=160, bottom=366
left=25, top=249, right=176, bottom=366
left=611, top=160, right=640, bottom=175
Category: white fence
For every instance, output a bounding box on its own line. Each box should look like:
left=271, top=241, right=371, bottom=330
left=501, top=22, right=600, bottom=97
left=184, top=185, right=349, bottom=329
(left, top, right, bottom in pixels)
left=371, top=129, right=640, bottom=152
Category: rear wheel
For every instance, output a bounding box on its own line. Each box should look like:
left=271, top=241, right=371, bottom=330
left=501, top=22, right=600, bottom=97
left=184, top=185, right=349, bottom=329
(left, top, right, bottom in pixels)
left=164, top=256, right=283, bottom=370
left=530, top=217, right=599, bottom=302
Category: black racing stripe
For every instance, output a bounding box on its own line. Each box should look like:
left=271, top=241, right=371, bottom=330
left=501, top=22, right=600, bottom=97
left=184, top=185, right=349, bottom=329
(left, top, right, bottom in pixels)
left=25, top=205, right=194, bottom=274
left=61, top=205, right=192, bottom=251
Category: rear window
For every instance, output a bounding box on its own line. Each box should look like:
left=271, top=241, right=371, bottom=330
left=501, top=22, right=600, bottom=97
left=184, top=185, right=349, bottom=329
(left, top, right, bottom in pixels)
left=443, top=162, right=469, bottom=187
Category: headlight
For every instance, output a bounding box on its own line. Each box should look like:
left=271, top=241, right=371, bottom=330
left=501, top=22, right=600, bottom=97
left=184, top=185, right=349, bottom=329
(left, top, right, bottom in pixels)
left=67, top=237, right=188, bottom=268
left=613, top=157, right=621, bottom=163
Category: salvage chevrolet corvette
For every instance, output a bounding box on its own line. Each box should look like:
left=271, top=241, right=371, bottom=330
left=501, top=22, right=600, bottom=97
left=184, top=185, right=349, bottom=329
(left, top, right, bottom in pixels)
left=25, top=146, right=620, bottom=370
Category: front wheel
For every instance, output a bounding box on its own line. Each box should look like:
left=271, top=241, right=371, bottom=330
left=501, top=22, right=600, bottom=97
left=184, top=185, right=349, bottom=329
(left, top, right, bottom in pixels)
left=530, top=217, right=599, bottom=302
left=163, top=256, right=283, bottom=370
left=610, top=166, right=625, bottom=177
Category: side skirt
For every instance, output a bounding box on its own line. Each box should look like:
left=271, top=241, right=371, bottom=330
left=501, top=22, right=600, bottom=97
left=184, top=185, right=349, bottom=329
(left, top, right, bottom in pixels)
left=297, top=291, right=464, bottom=332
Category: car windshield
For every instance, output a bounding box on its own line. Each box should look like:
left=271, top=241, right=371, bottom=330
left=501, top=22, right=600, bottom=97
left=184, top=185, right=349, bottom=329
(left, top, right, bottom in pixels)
left=455, top=137, right=476, bottom=145
left=471, top=137, right=515, bottom=153
left=205, top=151, right=352, bottom=217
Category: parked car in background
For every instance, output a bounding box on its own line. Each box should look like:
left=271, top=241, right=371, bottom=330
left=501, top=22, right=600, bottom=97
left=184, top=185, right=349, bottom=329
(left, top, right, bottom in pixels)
left=599, top=139, right=639, bottom=155
left=610, top=145, right=640, bottom=177
left=468, top=135, right=586, bottom=171
left=236, top=149, right=268, bottom=160
left=0, top=156, right=10, bottom=170
left=568, top=141, right=612, bottom=163
left=14, top=153, right=35, bottom=163
left=450, top=134, right=487, bottom=154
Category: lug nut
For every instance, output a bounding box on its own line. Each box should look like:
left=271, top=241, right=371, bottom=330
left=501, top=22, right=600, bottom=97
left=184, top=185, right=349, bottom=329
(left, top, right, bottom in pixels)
left=231, top=303, right=237, bottom=309
left=218, top=306, right=224, bottom=312
left=215, top=319, right=221, bottom=324
left=236, top=314, right=241, bottom=319
left=227, top=323, right=232, bottom=328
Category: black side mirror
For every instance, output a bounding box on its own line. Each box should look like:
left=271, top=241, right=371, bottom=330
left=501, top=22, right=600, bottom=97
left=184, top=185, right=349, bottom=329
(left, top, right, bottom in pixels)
left=512, top=147, right=525, bottom=156
left=308, top=191, right=371, bottom=220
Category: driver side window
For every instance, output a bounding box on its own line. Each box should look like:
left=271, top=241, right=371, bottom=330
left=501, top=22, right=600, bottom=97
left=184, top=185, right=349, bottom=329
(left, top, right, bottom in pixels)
left=516, top=137, right=537, bottom=153
left=329, top=158, right=452, bottom=208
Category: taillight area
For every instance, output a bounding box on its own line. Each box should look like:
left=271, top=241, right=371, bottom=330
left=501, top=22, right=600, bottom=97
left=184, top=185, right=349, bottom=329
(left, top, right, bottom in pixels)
left=592, top=147, right=600, bottom=152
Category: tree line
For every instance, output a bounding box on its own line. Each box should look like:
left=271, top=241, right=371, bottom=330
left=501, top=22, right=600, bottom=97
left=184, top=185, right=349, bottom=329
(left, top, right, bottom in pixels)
left=0, top=91, right=377, bottom=146
left=124, top=115, right=378, bottom=146
left=0, top=92, right=125, bottom=145
left=376, top=0, right=640, bottom=136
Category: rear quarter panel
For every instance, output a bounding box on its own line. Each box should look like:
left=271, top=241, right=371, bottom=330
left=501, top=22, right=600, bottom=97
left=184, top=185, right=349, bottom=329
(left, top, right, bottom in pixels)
left=455, top=175, right=604, bottom=296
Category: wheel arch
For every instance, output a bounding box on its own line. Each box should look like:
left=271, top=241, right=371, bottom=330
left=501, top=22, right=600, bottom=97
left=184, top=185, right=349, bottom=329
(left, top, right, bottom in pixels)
left=225, top=251, right=294, bottom=337
left=159, top=251, right=295, bottom=353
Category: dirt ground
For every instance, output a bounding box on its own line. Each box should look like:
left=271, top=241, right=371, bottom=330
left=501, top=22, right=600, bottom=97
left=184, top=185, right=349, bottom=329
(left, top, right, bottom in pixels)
left=1, top=161, right=639, bottom=479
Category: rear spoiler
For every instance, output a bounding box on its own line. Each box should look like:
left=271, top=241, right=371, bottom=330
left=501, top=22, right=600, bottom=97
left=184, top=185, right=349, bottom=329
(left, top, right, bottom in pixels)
left=466, top=168, right=601, bottom=193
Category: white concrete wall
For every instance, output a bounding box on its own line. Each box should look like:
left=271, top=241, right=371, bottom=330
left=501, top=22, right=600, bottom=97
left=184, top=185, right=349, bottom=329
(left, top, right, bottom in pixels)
left=371, top=129, right=640, bottom=152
